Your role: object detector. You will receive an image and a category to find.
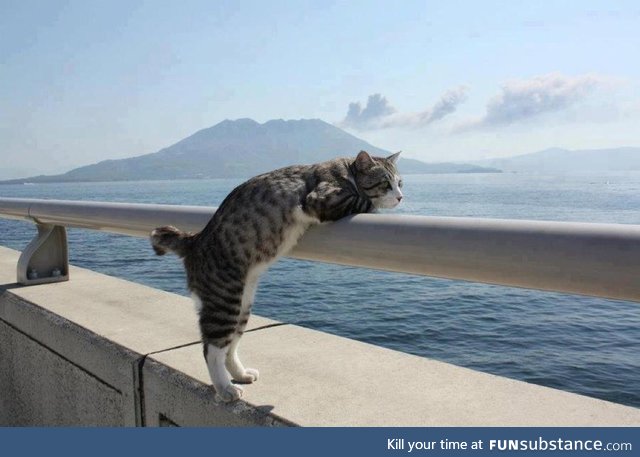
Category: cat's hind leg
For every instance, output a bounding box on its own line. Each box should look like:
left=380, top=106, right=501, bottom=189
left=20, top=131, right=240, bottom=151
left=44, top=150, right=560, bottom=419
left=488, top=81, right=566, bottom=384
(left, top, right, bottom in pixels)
left=225, top=335, right=259, bottom=383
left=204, top=343, right=243, bottom=402
left=225, top=269, right=262, bottom=383
left=198, top=289, right=246, bottom=402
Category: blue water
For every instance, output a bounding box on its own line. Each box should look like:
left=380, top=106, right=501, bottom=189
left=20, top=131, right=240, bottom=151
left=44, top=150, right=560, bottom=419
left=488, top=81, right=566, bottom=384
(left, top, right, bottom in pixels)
left=1, top=172, right=639, bottom=407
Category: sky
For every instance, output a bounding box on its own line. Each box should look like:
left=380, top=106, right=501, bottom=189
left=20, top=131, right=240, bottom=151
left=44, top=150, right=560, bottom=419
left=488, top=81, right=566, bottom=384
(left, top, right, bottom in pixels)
left=1, top=0, right=639, bottom=179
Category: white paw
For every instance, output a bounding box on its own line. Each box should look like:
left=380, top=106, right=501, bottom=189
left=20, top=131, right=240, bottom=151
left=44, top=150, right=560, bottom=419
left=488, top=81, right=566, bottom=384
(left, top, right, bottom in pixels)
left=232, top=368, right=259, bottom=384
left=215, top=384, right=243, bottom=402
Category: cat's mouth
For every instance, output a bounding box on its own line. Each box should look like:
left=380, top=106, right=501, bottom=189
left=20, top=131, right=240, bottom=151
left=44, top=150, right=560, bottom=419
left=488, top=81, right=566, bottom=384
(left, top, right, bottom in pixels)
left=373, top=197, right=403, bottom=210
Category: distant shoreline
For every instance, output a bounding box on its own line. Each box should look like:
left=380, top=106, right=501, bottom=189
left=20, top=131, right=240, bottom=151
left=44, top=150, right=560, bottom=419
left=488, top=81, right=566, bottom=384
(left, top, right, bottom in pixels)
left=0, top=169, right=504, bottom=186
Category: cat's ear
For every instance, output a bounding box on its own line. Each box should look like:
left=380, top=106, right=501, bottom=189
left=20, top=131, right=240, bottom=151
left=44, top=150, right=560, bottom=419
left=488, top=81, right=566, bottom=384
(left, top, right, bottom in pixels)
left=387, top=151, right=401, bottom=164
left=355, top=150, right=375, bottom=171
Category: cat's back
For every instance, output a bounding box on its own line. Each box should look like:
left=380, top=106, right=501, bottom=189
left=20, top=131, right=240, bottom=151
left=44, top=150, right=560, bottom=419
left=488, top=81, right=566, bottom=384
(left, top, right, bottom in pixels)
left=215, top=158, right=349, bottom=215
left=214, top=164, right=308, bottom=216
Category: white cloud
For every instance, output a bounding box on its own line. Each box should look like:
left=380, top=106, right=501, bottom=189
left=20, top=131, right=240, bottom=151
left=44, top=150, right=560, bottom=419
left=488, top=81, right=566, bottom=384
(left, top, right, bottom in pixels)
left=455, top=73, right=607, bottom=132
left=340, top=87, right=468, bottom=131
left=341, top=94, right=396, bottom=130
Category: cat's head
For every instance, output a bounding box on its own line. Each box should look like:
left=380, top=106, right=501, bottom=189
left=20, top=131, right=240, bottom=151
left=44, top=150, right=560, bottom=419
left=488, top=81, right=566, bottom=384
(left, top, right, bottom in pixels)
left=353, top=150, right=403, bottom=209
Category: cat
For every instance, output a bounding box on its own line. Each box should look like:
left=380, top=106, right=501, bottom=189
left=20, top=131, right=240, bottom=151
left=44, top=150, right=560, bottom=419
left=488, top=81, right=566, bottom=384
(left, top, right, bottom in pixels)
left=150, top=150, right=403, bottom=401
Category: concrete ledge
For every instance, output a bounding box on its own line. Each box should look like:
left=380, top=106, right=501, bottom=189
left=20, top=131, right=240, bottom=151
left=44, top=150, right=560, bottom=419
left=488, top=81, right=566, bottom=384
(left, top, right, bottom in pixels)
left=142, top=357, right=292, bottom=426
left=1, top=246, right=639, bottom=426
left=149, top=324, right=640, bottom=426
left=0, top=246, right=276, bottom=426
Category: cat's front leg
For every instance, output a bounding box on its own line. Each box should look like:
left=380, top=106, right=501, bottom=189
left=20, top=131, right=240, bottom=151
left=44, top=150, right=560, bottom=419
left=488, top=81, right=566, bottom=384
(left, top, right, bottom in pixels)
left=306, top=184, right=357, bottom=222
left=225, top=335, right=259, bottom=383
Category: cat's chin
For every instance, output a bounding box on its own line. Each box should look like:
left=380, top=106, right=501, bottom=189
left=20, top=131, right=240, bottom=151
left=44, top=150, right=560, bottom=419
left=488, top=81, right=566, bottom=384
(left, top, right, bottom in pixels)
left=373, top=201, right=401, bottom=211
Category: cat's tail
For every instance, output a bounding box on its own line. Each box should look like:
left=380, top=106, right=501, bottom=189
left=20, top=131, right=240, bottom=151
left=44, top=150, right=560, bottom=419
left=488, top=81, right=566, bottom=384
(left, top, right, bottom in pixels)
left=150, top=226, right=194, bottom=258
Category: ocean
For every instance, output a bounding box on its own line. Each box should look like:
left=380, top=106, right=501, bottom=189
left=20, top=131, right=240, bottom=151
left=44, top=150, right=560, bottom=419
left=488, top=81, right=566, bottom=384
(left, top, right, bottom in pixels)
left=1, top=171, right=639, bottom=407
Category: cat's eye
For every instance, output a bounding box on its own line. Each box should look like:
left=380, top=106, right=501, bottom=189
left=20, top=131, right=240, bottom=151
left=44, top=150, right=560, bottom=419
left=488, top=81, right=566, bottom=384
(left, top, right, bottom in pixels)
left=385, top=182, right=392, bottom=190
left=398, top=180, right=403, bottom=188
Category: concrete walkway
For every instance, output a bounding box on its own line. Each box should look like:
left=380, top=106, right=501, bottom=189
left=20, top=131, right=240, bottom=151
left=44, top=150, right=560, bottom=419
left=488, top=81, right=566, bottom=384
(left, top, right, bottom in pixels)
left=1, top=245, right=639, bottom=426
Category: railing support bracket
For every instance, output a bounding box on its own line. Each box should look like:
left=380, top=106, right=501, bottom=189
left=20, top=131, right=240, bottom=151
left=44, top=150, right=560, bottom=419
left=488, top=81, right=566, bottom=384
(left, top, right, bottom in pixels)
left=17, top=223, right=69, bottom=285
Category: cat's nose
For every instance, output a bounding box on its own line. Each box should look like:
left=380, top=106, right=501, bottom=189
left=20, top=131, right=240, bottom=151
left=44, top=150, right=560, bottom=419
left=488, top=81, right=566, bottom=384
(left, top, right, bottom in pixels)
left=397, top=196, right=403, bottom=202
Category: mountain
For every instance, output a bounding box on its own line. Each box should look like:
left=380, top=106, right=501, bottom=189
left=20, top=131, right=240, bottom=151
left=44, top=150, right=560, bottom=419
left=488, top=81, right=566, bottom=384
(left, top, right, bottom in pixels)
left=0, top=166, right=45, bottom=181
left=474, top=147, right=640, bottom=173
left=1, top=119, right=498, bottom=184
left=400, top=157, right=500, bottom=174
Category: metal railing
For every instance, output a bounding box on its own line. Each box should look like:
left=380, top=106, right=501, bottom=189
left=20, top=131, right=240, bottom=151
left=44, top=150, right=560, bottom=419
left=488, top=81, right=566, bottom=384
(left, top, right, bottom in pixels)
left=1, top=197, right=639, bottom=302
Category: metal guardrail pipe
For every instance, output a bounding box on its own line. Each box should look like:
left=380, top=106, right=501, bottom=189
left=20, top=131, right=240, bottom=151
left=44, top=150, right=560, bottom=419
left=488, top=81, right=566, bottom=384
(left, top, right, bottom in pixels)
left=1, top=197, right=639, bottom=302
left=0, top=198, right=214, bottom=237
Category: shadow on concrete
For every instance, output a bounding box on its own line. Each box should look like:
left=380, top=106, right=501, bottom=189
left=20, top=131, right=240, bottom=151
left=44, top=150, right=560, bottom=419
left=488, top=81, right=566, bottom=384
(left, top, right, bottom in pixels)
left=254, top=404, right=275, bottom=414
left=0, top=282, right=25, bottom=291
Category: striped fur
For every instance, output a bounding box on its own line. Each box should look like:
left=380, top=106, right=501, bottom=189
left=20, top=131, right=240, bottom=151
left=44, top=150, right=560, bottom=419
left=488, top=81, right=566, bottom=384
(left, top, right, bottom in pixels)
left=150, top=151, right=402, bottom=401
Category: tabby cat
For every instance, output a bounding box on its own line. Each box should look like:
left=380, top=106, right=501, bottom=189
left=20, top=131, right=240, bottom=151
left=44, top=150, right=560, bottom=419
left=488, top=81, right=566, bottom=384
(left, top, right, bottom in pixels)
left=150, top=150, right=403, bottom=401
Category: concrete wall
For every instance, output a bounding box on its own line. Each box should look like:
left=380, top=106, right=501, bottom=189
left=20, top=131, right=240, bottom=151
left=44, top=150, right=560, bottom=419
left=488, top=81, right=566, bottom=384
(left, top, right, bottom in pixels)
left=0, top=320, right=123, bottom=426
left=1, top=246, right=639, bottom=427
